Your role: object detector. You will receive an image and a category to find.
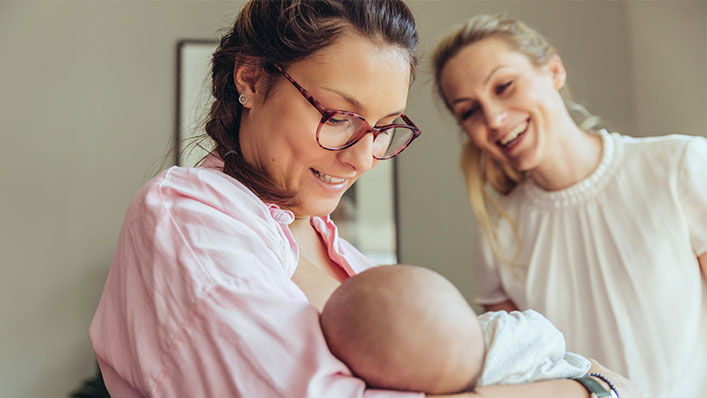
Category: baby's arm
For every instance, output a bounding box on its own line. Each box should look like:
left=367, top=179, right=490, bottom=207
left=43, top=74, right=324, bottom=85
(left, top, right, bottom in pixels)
left=478, top=310, right=590, bottom=386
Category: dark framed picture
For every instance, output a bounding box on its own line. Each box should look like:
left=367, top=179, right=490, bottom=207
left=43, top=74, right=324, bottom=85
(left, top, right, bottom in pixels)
left=176, top=40, right=399, bottom=263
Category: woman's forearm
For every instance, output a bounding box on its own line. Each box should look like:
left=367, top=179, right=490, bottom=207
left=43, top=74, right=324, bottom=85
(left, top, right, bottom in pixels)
left=470, top=379, right=588, bottom=397
left=427, top=360, right=643, bottom=398
left=426, top=379, right=588, bottom=398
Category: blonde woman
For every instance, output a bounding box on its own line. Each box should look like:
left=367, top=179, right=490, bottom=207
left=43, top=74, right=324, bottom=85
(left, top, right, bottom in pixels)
left=433, top=14, right=706, bottom=398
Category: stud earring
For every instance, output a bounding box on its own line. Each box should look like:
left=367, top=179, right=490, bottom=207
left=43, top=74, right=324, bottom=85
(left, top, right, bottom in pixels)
left=238, top=94, right=248, bottom=105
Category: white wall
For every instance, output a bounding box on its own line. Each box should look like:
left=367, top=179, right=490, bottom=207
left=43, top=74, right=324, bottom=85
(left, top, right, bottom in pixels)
left=0, top=1, right=704, bottom=396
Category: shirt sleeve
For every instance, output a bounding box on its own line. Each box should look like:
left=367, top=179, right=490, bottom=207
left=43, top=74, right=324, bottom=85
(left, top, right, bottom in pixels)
left=472, top=224, right=510, bottom=305
left=677, top=135, right=707, bottom=255
left=90, top=168, right=422, bottom=398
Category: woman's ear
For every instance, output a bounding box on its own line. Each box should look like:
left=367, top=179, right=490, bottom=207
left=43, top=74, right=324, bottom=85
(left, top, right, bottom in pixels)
left=546, top=53, right=566, bottom=91
left=233, top=62, right=262, bottom=109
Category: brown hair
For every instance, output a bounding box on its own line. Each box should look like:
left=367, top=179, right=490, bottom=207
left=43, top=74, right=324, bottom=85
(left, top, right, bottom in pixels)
left=206, top=0, right=418, bottom=206
left=432, top=14, right=599, bottom=266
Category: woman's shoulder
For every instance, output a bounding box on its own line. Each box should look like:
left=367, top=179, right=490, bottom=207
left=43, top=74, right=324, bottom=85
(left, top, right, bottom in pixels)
left=113, top=165, right=299, bottom=302
left=129, top=165, right=287, bottom=228
left=615, top=131, right=702, bottom=159
left=91, top=169, right=302, bottom=395
left=612, top=131, right=705, bottom=176
left=139, top=166, right=265, bottom=210
left=123, top=165, right=298, bottom=279
left=497, top=131, right=702, bottom=210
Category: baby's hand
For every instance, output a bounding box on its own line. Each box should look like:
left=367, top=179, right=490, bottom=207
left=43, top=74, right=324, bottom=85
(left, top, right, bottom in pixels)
left=587, top=358, right=644, bottom=398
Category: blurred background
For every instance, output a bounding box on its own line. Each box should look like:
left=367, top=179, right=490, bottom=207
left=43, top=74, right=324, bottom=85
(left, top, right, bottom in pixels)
left=0, top=0, right=704, bottom=396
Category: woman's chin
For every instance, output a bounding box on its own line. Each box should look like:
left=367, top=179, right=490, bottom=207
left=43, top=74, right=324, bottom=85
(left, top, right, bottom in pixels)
left=295, top=199, right=342, bottom=219
left=504, top=147, right=540, bottom=172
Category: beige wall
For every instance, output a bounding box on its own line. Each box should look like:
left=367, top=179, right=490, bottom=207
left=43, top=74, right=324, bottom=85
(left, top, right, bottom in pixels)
left=0, top=1, right=704, bottom=396
left=625, top=1, right=707, bottom=136
left=0, top=2, right=244, bottom=396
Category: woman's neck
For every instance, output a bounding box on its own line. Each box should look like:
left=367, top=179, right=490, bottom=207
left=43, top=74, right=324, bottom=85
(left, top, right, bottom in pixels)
left=529, top=125, right=602, bottom=191
left=288, top=216, right=323, bottom=257
left=288, top=216, right=313, bottom=235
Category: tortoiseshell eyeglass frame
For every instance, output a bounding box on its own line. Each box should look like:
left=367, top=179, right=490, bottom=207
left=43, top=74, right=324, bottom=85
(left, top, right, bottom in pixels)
left=275, top=65, right=421, bottom=160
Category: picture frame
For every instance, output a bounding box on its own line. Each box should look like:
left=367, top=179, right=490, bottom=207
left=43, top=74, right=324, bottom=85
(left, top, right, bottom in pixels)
left=176, top=40, right=219, bottom=167
left=175, top=40, right=399, bottom=263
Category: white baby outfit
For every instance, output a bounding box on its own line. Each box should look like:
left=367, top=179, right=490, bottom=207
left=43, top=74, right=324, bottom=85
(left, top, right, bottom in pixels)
left=478, top=310, right=590, bottom=386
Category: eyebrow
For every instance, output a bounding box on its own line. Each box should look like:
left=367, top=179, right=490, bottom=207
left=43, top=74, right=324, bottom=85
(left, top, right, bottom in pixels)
left=449, top=64, right=508, bottom=106
left=323, top=87, right=404, bottom=121
left=484, top=65, right=507, bottom=85
left=450, top=97, right=473, bottom=106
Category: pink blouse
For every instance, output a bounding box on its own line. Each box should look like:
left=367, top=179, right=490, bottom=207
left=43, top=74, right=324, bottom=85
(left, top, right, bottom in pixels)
left=89, top=158, right=422, bottom=398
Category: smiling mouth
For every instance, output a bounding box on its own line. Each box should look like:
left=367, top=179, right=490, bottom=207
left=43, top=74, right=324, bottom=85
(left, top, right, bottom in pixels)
left=497, top=120, right=528, bottom=148
left=312, top=169, right=347, bottom=184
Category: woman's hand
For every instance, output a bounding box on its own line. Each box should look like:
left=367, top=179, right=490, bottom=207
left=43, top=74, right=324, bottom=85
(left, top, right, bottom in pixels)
left=587, top=358, right=644, bottom=398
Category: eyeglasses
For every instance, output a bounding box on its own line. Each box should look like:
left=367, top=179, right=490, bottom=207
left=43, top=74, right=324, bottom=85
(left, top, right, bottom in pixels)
left=275, top=65, right=421, bottom=160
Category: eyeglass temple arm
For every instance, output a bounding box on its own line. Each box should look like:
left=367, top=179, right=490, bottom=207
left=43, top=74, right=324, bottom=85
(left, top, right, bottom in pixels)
left=274, top=64, right=329, bottom=117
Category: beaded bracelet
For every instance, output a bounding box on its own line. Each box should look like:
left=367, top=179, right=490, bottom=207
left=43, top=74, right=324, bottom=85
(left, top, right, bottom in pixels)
left=589, top=372, right=620, bottom=398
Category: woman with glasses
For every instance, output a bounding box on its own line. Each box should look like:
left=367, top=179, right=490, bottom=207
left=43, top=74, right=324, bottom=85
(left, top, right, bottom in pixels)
left=433, top=14, right=706, bottom=398
left=89, top=1, right=639, bottom=397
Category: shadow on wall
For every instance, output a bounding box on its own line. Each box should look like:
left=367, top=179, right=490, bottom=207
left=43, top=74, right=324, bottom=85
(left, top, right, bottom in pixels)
left=68, top=363, right=109, bottom=398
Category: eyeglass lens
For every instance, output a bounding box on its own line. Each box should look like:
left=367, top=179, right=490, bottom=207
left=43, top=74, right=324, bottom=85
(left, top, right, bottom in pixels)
left=317, top=113, right=414, bottom=159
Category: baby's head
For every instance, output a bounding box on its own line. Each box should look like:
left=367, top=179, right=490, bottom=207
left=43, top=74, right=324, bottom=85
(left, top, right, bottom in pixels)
left=320, top=265, right=485, bottom=394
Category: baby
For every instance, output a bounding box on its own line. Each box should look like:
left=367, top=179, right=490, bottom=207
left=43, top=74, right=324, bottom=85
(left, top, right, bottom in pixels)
left=320, top=265, right=590, bottom=394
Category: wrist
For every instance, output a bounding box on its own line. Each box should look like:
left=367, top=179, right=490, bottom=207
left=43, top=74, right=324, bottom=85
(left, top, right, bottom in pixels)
left=570, top=374, right=618, bottom=398
left=560, top=378, right=599, bottom=397
left=588, top=373, right=620, bottom=398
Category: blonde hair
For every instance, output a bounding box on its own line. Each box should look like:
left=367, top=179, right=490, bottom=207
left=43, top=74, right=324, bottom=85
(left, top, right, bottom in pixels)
left=432, top=14, right=599, bottom=265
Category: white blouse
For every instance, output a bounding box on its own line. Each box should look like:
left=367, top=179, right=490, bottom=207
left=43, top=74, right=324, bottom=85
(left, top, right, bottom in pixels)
left=473, top=131, right=707, bottom=398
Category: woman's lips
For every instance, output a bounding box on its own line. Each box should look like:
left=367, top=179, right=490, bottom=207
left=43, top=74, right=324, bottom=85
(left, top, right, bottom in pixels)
left=497, top=120, right=529, bottom=148
left=311, top=168, right=347, bottom=184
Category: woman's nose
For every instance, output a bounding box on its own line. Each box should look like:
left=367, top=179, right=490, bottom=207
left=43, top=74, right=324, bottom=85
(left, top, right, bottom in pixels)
left=338, top=132, right=375, bottom=172
left=484, top=103, right=508, bottom=129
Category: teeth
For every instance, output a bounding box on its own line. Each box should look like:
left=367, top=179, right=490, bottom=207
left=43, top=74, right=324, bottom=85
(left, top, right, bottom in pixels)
left=500, top=121, right=528, bottom=146
left=313, top=169, right=346, bottom=184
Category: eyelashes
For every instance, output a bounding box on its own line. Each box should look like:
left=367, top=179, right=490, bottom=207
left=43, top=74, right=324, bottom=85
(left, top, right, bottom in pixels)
left=495, top=80, right=513, bottom=95
left=460, top=107, right=479, bottom=121
left=457, top=80, right=514, bottom=121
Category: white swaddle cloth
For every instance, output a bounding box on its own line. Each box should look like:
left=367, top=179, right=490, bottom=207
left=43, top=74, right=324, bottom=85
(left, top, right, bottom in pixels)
left=478, top=310, right=591, bottom=386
